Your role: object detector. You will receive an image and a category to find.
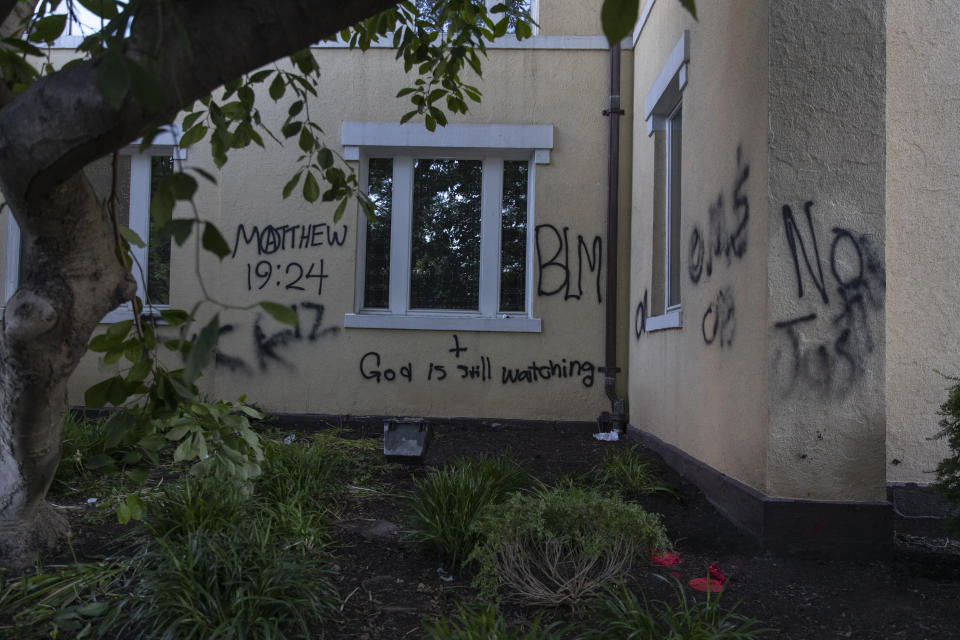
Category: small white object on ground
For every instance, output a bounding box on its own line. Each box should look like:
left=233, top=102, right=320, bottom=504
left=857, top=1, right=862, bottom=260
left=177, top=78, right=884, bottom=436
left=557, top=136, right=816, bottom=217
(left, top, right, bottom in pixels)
left=593, top=431, right=620, bottom=441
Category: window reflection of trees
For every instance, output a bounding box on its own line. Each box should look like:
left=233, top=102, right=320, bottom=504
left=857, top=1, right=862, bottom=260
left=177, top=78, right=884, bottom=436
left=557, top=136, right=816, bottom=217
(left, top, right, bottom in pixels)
left=410, top=158, right=482, bottom=310
left=364, top=158, right=393, bottom=308
left=500, top=161, right=527, bottom=312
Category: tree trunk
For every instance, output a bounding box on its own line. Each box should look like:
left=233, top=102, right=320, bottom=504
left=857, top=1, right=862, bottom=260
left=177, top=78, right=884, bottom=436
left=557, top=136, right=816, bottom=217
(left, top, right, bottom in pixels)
left=0, top=0, right=402, bottom=569
left=0, top=173, right=135, bottom=569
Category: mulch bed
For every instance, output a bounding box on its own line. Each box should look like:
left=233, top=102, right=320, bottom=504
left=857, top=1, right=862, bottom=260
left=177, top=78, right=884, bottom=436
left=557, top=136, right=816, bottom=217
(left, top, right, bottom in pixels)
left=59, top=419, right=960, bottom=639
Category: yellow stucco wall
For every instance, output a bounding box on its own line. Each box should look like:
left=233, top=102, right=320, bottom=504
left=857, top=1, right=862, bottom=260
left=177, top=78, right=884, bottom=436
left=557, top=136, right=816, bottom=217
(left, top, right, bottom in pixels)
left=885, top=1, right=960, bottom=485
left=628, top=1, right=770, bottom=492
left=62, top=5, right=627, bottom=423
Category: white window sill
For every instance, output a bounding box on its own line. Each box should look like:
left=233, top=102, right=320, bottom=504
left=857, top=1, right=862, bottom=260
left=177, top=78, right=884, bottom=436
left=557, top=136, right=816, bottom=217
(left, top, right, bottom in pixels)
left=344, top=313, right=541, bottom=333
left=646, top=308, right=682, bottom=332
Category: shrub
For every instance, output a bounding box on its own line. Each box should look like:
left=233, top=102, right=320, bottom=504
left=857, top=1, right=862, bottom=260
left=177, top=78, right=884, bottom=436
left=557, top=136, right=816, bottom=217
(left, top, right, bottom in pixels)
left=410, top=454, right=531, bottom=569
left=145, top=477, right=255, bottom=539
left=424, top=603, right=564, bottom=640
left=259, top=436, right=348, bottom=508
left=469, top=486, right=670, bottom=605
left=594, top=446, right=677, bottom=499
left=108, top=519, right=337, bottom=640
left=577, top=579, right=768, bottom=639
left=933, top=372, right=960, bottom=531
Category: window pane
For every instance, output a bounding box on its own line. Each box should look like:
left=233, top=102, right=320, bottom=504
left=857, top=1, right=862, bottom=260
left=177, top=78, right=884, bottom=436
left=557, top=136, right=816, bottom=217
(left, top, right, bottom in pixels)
left=410, top=158, right=482, bottom=310
left=148, top=156, right=173, bottom=305
left=667, top=107, right=682, bottom=309
left=364, top=158, right=393, bottom=308
left=500, top=0, right=532, bottom=33
left=500, top=160, right=528, bottom=312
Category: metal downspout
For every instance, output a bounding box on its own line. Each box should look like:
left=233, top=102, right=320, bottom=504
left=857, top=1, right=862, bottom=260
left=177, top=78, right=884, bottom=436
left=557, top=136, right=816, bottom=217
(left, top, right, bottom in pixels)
left=600, top=42, right=626, bottom=432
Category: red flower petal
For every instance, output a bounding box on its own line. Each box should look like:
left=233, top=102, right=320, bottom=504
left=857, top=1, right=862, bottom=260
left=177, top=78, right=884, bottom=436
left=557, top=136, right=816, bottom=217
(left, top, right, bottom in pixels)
left=650, top=551, right=683, bottom=566
left=708, top=563, right=728, bottom=583
left=688, top=576, right=725, bottom=593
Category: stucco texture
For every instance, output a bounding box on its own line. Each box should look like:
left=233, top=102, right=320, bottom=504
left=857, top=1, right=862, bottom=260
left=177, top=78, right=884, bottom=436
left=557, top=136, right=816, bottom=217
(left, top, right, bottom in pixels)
left=628, top=0, right=770, bottom=493
left=766, top=0, right=887, bottom=501
left=67, top=31, right=625, bottom=422
left=885, top=0, right=960, bottom=485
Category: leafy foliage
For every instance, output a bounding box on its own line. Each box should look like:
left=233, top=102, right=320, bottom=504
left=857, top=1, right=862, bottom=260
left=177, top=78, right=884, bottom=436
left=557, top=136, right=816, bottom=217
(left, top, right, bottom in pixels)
left=424, top=603, right=565, bottom=640
left=933, top=372, right=960, bottom=531
left=410, top=454, right=531, bottom=568
left=593, top=446, right=678, bottom=500
left=577, top=579, right=768, bottom=640
left=469, top=486, right=670, bottom=604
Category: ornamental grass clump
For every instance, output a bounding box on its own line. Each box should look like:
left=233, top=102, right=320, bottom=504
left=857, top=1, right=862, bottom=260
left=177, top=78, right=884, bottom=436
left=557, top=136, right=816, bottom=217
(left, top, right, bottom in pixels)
left=593, top=446, right=678, bottom=500
left=410, top=454, right=531, bottom=569
left=469, top=486, right=670, bottom=606
left=577, top=579, right=769, bottom=640
left=423, top=603, right=565, bottom=640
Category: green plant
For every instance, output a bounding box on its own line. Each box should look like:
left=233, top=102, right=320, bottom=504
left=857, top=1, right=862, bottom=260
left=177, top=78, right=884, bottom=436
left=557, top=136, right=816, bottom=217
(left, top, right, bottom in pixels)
left=424, top=603, right=564, bottom=640
left=469, top=486, right=670, bottom=605
left=107, top=520, right=337, bottom=640
left=144, top=477, right=255, bottom=539
left=259, top=436, right=348, bottom=508
left=577, top=578, right=768, bottom=639
left=933, top=372, right=960, bottom=531
left=0, top=560, right=130, bottom=638
left=410, top=454, right=531, bottom=569
left=594, top=446, right=678, bottom=499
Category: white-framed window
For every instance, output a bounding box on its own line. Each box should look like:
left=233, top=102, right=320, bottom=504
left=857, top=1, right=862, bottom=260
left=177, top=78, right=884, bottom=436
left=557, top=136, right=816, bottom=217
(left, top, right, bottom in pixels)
left=644, top=30, right=688, bottom=332
left=4, top=128, right=184, bottom=322
left=342, top=122, right=553, bottom=332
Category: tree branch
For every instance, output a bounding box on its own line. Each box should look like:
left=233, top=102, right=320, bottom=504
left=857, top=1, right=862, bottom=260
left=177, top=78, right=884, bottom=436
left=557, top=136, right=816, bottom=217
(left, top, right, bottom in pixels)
left=0, top=0, right=400, bottom=217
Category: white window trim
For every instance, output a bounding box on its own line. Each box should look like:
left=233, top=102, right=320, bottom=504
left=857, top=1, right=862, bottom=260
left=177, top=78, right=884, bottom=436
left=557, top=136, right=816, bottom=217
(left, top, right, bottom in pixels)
left=3, top=126, right=185, bottom=324
left=342, top=122, right=552, bottom=333
left=644, top=30, right=689, bottom=136
left=645, top=32, right=688, bottom=330
left=646, top=308, right=682, bottom=332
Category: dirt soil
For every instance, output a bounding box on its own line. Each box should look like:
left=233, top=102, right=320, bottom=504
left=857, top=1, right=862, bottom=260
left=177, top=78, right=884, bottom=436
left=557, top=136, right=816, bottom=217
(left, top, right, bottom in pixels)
left=60, top=419, right=960, bottom=639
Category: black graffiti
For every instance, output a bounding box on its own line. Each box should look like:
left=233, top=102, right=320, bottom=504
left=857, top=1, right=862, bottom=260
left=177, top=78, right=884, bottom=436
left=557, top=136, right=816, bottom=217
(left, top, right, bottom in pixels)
left=360, top=351, right=413, bottom=383
left=781, top=201, right=829, bottom=304
left=449, top=334, right=468, bottom=358
left=252, top=302, right=339, bottom=371
left=231, top=222, right=348, bottom=258
left=688, top=147, right=750, bottom=284
left=458, top=356, right=493, bottom=381
left=774, top=202, right=885, bottom=396
left=246, top=260, right=329, bottom=296
left=213, top=324, right=249, bottom=374
left=634, top=289, right=648, bottom=341
left=535, top=224, right=603, bottom=303
left=702, top=287, right=735, bottom=348
left=500, top=358, right=595, bottom=388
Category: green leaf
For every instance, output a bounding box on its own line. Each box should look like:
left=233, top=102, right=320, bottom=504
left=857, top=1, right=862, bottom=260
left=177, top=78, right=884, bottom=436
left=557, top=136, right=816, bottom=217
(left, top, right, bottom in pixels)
left=282, top=172, right=302, bottom=199
left=139, top=433, right=167, bottom=452
left=298, top=127, right=314, bottom=152
left=95, top=49, right=130, bottom=109
left=201, top=223, right=231, bottom=260
left=178, top=123, right=207, bottom=149
left=125, top=468, right=150, bottom=483
left=103, top=411, right=136, bottom=449
left=28, top=14, right=67, bottom=44
left=116, top=493, right=146, bottom=524
left=77, top=0, right=118, bottom=18
left=317, top=147, right=334, bottom=170
left=169, top=173, right=198, bottom=200
left=333, top=198, right=348, bottom=223
left=678, top=0, right=697, bottom=19
left=184, top=314, right=219, bottom=385
left=601, top=0, right=640, bottom=46
left=260, top=302, right=297, bottom=327
left=106, top=320, right=133, bottom=341
left=165, top=424, right=192, bottom=441
left=75, top=601, right=111, bottom=618
left=249, top=69, right=272, bottom=83
left=269, top=73, right=285, bottom=100
left=303, top=171, right=320, bottom=202
left=169, top=220, right=195, bottom=246
left=159, top=309, right=190, bottom=326
left=220, top=101, right=247, bottom=120
left=150, top=188, right=175, bottom=227
left=85, top=377, right=116, bottom=408
left=118, top=225, right=145, bottom=248
left=126, top=358, right=152, bottom=383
